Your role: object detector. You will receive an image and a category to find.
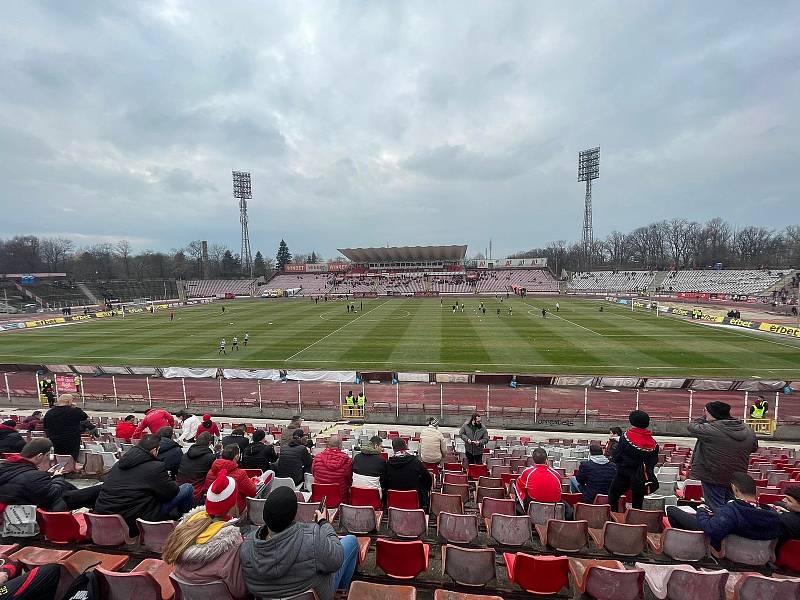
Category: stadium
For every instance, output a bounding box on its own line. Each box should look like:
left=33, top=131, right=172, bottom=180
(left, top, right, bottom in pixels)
left=2, top=4, right=800, bottom=599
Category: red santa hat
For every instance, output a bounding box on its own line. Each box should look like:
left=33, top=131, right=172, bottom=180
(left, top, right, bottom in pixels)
left=205, top=469, right=237, bottom=517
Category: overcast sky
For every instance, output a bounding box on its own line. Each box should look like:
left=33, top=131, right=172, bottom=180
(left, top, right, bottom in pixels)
left=1, top=1, right=798, bottom=260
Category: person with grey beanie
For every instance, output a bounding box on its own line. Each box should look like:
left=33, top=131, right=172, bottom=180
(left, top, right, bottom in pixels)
left=687, top=400, right=758, bottom=510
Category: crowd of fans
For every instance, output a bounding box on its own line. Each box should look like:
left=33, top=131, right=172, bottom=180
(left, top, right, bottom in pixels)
left=0, top=397, right=798, bottom=597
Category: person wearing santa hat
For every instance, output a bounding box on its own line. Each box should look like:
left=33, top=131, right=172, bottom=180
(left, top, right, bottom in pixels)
left=162, top=469, right=249, bottom=599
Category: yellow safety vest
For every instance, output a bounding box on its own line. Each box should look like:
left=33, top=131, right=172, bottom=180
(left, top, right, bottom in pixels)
left=751, top=403, right=767, bottom=419
left=357, top=394, right=365, bottom=407
left=345, top=395, right=355, bottom=406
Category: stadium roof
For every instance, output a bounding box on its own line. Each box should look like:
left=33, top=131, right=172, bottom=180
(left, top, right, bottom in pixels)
left=338, top=245, right=467, bottom=263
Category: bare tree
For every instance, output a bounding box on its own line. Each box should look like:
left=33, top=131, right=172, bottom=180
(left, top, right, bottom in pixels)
left=40, top=237, right=74, bottom=272
left=115, top=240, right=132, bottom=278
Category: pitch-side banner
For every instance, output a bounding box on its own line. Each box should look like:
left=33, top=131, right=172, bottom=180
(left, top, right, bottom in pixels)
left=286, top=370, right=357, bottom=383
left=222, top=369, right=281, bottom=380
left=162, top=367, right=219, bottom=379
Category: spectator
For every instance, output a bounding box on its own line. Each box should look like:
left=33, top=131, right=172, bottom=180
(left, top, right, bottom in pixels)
left=515, top=448, right=563, bottom=511
left=43, top=394, right=89, bottom=460
left=419, top=417, right=447, bottom=468
left=608, top=410, right=660, bottom=511
left=177, top=432, right=217, bottom=504
left=687, top=401, right=758, bottom=510
left=0, top=561, right=60, bottom=599
left=459, top=412, right=488, bottom=464
left=221, top=427, right=250, bottom=454
left=383, top=438, right=433, bottom=511
left=204, top=444, right=257, bottom=515
left=132, top=407, right=176, bottom=438
left=176, top=410, right=201, bottom=444
left=571, top=444, right=617, bottom=503
left=312, top=435, right=353, bottom=503
left=162, top=469, right=249, bottom=599
left=240, top=429, right=277, bottom=471
left=605, top=427, right=622, bottom=461
left=281, top=415, right=304, bottom=443
left=114, top=415, right=137, bottom=442
left=20, top=411, right=43, bottom=431
left=195, top=414, right=220, bottom=438
left=95, top=435, right=195, bottom=536
left=776, top=485, right=800, bottom=544
left=157, top=426, right=183, bottom=479
left=352, top=436, right=386, bottom=493
left=239, top=487, right=358, bottom=600
left=666, top=472, right=782, bottom=550
left=0, top=438, right=101, bottom=511
left=0, top=419, right=25, bottom=454
left=275, top=429, right=312, bottom=485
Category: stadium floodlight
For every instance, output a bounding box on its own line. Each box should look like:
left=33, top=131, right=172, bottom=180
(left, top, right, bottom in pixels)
left=577, top=147, right=600, bottom=268
left=232, top=171, right=253, bottom=278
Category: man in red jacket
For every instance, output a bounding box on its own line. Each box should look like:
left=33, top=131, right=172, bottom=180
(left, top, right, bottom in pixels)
left=514, top=448, right=563, bottom=512
left=133, top=408, right=175, bottom=438
left=114, top=415, right=137, bottom=442
left=311, top=435, right=353, bottom=504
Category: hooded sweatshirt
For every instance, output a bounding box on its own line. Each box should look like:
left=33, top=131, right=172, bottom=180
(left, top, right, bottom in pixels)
left=239, top=522, right=343, bottom=600
left=177, top=443, right=216, bottom=502
left=312, top=448, right=353, bottom=503
left=352, top=445, right=386, bottom=491
left=696, top=498, right=783, bottom=550
left=383, top=452, right=433, bottom=508
left=132, top=408, right=175, bottom=438
left=171, top=507, right=248, bottom=599
left=203, top=459, right=257, bottom=513
left=575, top=455, right=617, bottom=503
left=157, top=437, right=183, bottom=479
left=688, top=418, right=758, bottom=486
left=0, top=424, right=25, bottom=454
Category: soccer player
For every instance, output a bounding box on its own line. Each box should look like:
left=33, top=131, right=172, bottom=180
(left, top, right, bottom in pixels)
left=556, top=302, right=560, bottom=312
left=221, top=306, right=225, bottom=314
left=232, top=336, right=239, bottom=351
left=219, top=339, right=226, bottom=355
left=541, top=308, right=547, bottom=318
left=496, top=308, right=500, bottom=317
left=244, top=332, right=249, bottom=347
left=508, top=306, right=512, bottom=316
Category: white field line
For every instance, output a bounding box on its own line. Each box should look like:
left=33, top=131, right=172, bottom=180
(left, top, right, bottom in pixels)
left=523, top=302, right=604, bottom=336
left=284, top=300, right=391, bottom=361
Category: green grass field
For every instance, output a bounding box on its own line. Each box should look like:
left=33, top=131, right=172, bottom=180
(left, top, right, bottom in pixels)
left=0, top=297, right=798, bottom=378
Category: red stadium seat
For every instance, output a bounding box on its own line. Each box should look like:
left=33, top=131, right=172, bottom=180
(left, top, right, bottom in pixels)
left=443, top=472, right=468, bottom=485
left=387, top=489, right=419, bottom=510
left=349, top=486, right=382, bottom=510
left=467, top=464, right=489, bottom=480
left=97, top=558, right=174, bottom=600
left=434, top=592, right=503, bottom=600
left=574, top=503, right=612, bottom=529
left=437, top=512, right=479, bottom=545
left=442, top=545, right=496, bottom=587
left=376, top=539, right=429, bottom=579
left=504, top=553, right=569, bottom=595
left=635, top=563, right=728, bottom=600
left=169, top=573, right=240, bottom=600
left=569, top=558, right=645, bottom=600
left=776, top=539, right=800, bottom=573
left=388, top=507, right=428, bottom=538
left=590, top=522, right=648, bottom=556
left=10, top=546, right=73, bottom=567
left=37, top=509, right=89, bottom=544
left=339, top=505, right=381, bottom=535
left=348, top=581, right=417, bottom=599
left=136, top=519, right=177, bottom=554
left=86, top=513, right=138, bottom=546
left=535, top=519, right=589, bottom=553
left=430, top=492, right=464, bottom=517
left=310, top=483, right=342, bottom=508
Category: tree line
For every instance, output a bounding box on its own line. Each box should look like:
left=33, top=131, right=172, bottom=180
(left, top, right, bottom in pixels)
left=509, top=219, right=800, bottom=275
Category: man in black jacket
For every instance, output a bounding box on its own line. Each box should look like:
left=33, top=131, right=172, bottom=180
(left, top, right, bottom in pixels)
left=176, top=432, right=216, bottom=504
left=352, top=436, right=386, bottom=491
left=43, top=394, right=88, bottom=460
left=0, top=420, right=25, bottom=453
left=95, top=435, right=194, bottom=535
left=241, top=429, right=277, bottom=471
left=777, top=485, right=800, bottom=544
left=0, top=439, right=100, bottom=510
left=382, top=438, right=432, bottom=511
left=221, top=427, right=250, bottom=453
left=571, top=444, right=617, bottom=503
left=608, top=411, right=659, bottom=511
left=275, top=429, right=312, bottom=485
left=156, top=427, right=183, bottom=479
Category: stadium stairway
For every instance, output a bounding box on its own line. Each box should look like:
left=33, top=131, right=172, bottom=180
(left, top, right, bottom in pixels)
left=77, top=282, right=99, bottom=305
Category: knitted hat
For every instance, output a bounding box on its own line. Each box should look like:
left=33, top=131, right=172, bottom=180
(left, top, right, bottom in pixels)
left=628, top=410, right=650, bottom=429
left=205, top=469, right=237, bottom=517
left=264, top=486, right=298, bottom=532
left=705, top=401, right=731, bottom=420
left=202, top=414, right=211, bottom=421
left=292, top=428, right=305, bottom=439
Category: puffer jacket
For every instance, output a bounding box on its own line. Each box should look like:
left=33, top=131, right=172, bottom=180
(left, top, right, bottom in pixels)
left=203, top=459, right=257, bottom=513
left=20, top=415, right=43, bottom=431
left=383, top=452, right=433, bottom=509
left=239, top=521, right=343, bottom=600
left=613, top=427, right=659, bottom=483
left=177, top=443, right=216, bottom=502
left=95, top=445, right=179, bottom=535
left=240, top=441, right=277, bottom=471
left=275, top=441, right=312, bottom=485
left=312, top=448, right=352, bottom=503
left=696, top=498, right=783, bottom=550
left=575, top=455, right=617, bottom=503
left=0, top=456, right=70, bottom=510
left=419, top=425, right=446, bottom=464
left=688, top=418, right=758, bottom=486
left=171, top=507, right=248, bottom=599
left=0, top=424, right=25, bottom=454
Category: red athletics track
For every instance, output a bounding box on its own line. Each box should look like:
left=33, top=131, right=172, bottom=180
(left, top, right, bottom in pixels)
left=4, top=371, right=798, bottom=424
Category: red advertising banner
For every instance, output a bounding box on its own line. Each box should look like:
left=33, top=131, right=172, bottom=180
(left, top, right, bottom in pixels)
left=55, top=374, right=77, bottom=393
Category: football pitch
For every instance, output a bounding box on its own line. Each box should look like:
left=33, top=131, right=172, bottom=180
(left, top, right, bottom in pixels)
left=0, top=297, right=798, bottom=378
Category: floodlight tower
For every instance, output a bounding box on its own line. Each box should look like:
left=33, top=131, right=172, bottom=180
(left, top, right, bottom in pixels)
left=578, top=147, right=600, bottom=268
left=232, top=170, right=253, bottom=277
